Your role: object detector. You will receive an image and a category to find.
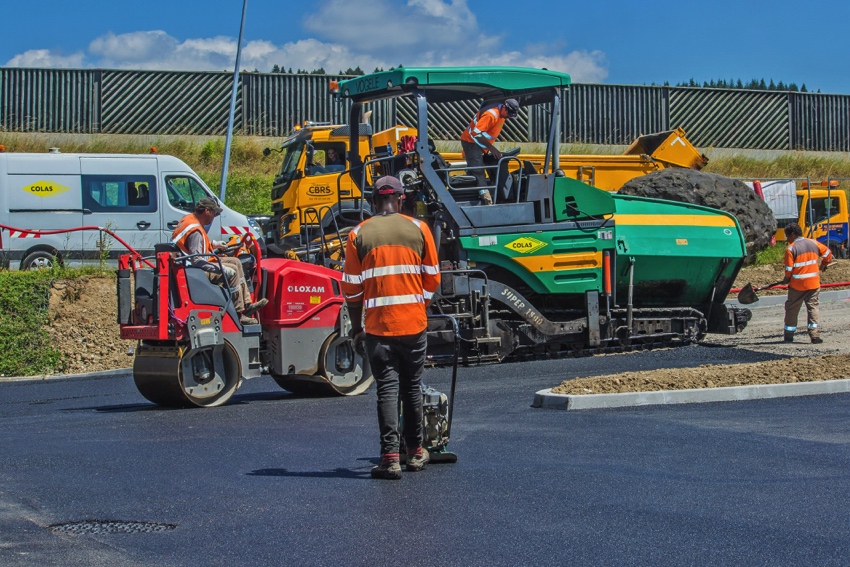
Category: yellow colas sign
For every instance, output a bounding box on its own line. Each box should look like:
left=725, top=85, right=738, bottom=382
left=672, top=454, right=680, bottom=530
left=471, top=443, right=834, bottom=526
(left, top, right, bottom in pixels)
left=22, top=180, right=71, bottom=198
left=505, top=237, right=547, bottom=254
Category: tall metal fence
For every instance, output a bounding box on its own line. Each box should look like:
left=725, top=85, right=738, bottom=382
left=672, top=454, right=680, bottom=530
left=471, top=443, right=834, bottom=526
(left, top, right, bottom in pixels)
left=2, top=67, right=849, bottom=151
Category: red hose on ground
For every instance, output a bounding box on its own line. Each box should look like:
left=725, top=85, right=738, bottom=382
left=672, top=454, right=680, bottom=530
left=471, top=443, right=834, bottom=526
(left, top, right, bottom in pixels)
left=0, top=223, right=153, bottom=268
left=729, top=281, right=850, bottom=293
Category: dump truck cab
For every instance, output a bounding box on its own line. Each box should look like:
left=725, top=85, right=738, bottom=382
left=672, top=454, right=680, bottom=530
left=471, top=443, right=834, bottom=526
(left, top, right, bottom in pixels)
left=788, top=182, right=848, bottom=256
left=266, top=121, right=415, bottom=255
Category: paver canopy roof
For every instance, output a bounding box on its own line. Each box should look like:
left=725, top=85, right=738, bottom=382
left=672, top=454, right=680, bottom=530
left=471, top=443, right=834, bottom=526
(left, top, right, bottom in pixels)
left=336, top=66, right=572, bottom=105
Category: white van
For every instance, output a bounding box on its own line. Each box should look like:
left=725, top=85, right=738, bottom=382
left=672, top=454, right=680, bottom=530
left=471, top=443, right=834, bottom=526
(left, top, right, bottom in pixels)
left=0, top=151, right=264, bottom=269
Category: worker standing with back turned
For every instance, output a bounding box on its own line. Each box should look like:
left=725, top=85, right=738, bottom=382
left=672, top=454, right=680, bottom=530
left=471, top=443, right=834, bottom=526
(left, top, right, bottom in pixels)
left=782, top=222, right=831, bottom=344
left=341, top=176, right=441, bottom=480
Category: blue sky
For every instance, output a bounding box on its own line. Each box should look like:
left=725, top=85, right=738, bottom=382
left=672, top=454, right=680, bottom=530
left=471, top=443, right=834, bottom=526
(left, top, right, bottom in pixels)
left=3, top=0, right=849, bottom=93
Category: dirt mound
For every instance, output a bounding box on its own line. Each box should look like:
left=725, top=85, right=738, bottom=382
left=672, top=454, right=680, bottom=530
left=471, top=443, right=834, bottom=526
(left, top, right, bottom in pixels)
left=619, top=169, right=777, bottom=264
left=552, top=354, right=850, bottom=395
left=45, top=277, right=134, bottom=375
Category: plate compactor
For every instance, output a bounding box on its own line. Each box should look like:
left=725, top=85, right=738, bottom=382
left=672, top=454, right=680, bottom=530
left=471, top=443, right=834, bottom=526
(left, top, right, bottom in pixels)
left=116, top=239, right=459, bottom=460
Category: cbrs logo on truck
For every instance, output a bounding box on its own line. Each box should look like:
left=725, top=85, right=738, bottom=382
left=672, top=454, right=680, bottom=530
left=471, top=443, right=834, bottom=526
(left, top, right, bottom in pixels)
left=504, top=237, right=546, bottom=254
left=22, top=180, right=71, bottom=198
left=306, top=185, right=332, bottom=196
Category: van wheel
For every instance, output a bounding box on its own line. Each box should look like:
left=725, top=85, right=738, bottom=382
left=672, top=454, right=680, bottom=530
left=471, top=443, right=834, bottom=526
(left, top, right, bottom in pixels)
left=21, top=250, right=59, bottom=270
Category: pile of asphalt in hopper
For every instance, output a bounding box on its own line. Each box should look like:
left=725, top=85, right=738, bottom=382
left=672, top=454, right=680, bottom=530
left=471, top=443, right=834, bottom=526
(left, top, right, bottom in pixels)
left=619, top=169, right=777, bottom=264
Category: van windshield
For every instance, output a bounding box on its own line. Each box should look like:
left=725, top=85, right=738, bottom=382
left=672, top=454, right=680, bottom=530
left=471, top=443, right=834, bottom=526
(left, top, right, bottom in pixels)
left=166, top=176, right=211, bottom=212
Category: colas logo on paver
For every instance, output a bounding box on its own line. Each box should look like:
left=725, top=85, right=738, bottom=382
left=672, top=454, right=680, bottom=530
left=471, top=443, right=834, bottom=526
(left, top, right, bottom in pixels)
left=504, top=237, right=547, bottom=254
left=22, top=180, right=71, bottom=198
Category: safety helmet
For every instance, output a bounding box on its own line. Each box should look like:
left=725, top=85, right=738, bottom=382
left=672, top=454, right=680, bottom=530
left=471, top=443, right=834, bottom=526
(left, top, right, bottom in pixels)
left=504, top=98, right=520, bottom=117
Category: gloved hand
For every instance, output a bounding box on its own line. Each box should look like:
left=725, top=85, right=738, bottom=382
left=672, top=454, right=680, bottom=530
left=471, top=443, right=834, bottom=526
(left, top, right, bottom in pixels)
left=821, top=262, right=829, bottom=273
left=348, top=327, right=366, bottom=355
left=222, top=265, right=237, bottom=279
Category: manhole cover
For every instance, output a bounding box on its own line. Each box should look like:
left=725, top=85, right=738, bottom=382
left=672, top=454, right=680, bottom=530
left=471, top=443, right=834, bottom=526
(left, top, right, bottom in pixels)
left=49, top=520, right=176, bottom=535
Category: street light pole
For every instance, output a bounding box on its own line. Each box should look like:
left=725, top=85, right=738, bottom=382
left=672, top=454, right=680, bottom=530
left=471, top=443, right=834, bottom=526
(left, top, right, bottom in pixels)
left=219, top=0, right=248, bottom=202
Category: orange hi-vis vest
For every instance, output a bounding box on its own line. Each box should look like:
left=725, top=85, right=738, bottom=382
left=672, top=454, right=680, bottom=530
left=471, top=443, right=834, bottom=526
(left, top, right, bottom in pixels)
left=171, top=213, right=213, bottom=258
left=341, top=214, right=441, bottom=337
left=460, top=104, right=505, bottom=149
left=785, top=237, right=831, bottom=291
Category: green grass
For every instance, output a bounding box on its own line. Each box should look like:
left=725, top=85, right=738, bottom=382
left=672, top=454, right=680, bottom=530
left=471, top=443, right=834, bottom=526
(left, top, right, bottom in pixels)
left=0, top=269, right=62, bottom=375
left=753, top=243, right=786, bottom=266
left=705, top=153, right=850, bottom=180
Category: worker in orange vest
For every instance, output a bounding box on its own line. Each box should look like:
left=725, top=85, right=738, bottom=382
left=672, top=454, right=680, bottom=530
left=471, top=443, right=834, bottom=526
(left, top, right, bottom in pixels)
left=460, top=98, right=520, bottom=204
left=171, top=197, right=267, bottom=326
left=342, top=176, right=441, bottom=480
left=782, top=222, right=832, bottom=343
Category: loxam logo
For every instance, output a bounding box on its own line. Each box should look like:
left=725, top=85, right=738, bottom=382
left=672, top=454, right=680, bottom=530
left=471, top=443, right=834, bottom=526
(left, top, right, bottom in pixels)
left=22, top=180, right=71, bottom=198
left=306, top=185, right=332, bottom=196
left=504, top=237, right=547, bottom=254
left=288, top=285, right=326, bottom=293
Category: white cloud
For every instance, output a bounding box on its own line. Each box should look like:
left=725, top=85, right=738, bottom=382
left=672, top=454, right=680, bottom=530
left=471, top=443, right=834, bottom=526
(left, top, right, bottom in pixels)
left=3, top=0, right=607, bottom=82
left=5, top=49, right=85, bottom=69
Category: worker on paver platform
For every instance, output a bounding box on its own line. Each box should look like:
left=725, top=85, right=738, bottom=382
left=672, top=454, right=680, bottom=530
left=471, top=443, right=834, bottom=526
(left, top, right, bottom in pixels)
left=341, top=176, right=441, bottom=480
left=782, top=222, right=831, bottom=344
left=460, top=98, right=520, bottom=204
left=171, top=196, right=268, bottom=326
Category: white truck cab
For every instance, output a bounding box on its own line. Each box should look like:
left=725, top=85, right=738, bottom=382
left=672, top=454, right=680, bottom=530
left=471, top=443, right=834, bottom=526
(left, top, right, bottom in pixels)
left=0, top=151, right=263, bottom=269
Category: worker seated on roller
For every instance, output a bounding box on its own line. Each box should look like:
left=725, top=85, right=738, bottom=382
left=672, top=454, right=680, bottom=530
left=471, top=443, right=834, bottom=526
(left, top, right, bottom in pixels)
left=171, top=197, right=268, bottom=325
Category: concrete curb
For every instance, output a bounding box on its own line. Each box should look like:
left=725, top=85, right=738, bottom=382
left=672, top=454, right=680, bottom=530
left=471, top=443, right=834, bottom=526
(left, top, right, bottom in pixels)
left=725, top=288, right=850, bottom=309
left=0, top=368, right=131, bottom=383
left=533, top=378, right=850, bottom=411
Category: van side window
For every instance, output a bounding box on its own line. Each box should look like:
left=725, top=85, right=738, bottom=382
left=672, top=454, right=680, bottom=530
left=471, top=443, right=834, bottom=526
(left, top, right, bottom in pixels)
left=166, top=176, right=210, bottom=212
left=82, top=175, right=157, bottom=212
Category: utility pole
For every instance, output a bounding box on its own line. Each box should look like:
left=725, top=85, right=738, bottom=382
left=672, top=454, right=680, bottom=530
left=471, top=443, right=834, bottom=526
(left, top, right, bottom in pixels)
left=219, top=0, right=248, bottom=201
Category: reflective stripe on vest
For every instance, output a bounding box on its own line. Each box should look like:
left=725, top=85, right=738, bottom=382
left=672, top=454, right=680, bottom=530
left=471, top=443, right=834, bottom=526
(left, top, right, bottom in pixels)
left=462, top=107, right=504, bottom=148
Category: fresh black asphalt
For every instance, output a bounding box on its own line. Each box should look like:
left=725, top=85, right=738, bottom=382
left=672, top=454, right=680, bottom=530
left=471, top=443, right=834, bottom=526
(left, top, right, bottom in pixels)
left=1, top=345, right=849, bottom=566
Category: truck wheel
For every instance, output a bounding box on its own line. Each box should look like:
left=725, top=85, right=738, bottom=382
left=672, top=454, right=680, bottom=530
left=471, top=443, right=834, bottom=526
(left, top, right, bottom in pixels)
left=21, top=250, right=59, bottom=270
left=830, top=241, right=849, bottom=259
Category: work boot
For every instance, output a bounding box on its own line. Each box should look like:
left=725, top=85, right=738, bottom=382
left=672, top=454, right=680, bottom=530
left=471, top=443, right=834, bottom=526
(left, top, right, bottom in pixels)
left=811, top=336, right=823, bottom=344
left=243, top=298, right=269, bottom=316
left=371, top=459, right=402, bottom=480
left=240, top=315, right=259, bottom=326
left=479, top=190, right=493, bottom=206
left=783, top=331, right=794, bottom=343
left=406, top=448, right=430, bottom=472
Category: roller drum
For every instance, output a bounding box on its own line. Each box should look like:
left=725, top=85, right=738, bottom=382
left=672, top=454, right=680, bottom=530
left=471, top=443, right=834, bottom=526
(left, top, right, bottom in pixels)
left=133, top=342, right=242, bottom=408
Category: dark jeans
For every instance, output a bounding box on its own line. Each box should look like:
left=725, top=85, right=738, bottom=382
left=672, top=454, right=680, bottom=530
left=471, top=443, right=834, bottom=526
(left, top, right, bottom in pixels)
left=364, top=331, right=427, bottom=456
left=461, top=139, right=488, bottom=188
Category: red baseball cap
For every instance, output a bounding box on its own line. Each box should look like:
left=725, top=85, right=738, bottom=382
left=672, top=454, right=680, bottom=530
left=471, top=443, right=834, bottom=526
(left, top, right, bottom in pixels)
left=375, top=176, right=404, bottom=194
